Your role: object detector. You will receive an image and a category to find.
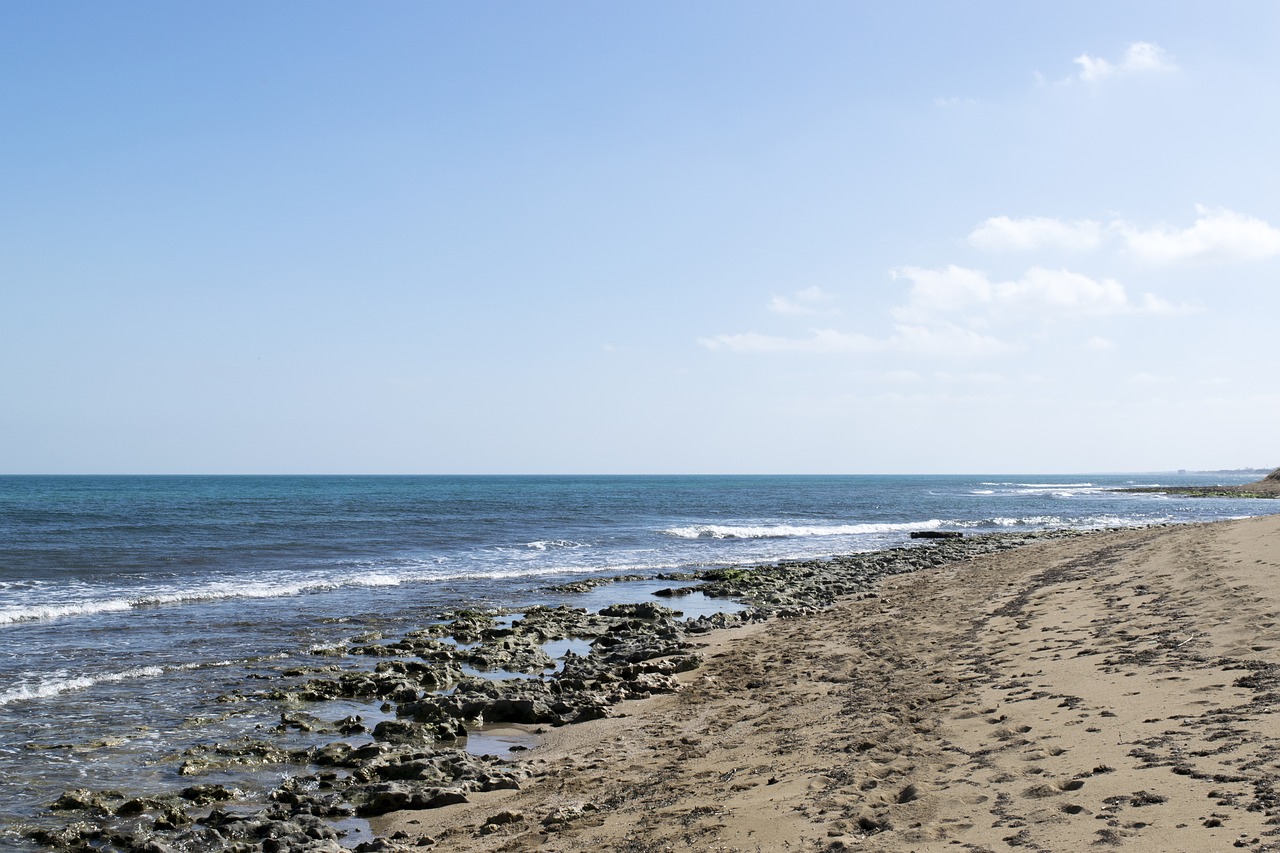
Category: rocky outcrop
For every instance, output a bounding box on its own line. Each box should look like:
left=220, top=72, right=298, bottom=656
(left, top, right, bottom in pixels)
left=28, top=530, right=1089, bottom=853
left=1118, top=467, right=1280, bottom=499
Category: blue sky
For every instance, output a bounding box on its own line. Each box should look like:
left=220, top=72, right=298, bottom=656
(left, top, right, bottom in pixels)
left=3, top=2, right=1278, bottom=474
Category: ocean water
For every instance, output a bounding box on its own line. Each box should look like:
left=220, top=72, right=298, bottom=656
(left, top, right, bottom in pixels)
left=0, top=472, right=1275, bottom=846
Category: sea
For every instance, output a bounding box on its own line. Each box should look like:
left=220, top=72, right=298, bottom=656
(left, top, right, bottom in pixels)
left=1, top=472, right=1276, bottom=848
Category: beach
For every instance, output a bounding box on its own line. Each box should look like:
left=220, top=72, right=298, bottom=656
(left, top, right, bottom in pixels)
left=373, top=515, right=1280, bottom=851
left=7, top=476, right=1280, bottom=852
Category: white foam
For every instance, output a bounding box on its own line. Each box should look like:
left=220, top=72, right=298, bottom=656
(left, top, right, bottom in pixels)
left=975, top=513, right=1174, bottom=530
left=525, top=540, right=586, bottom=551
left=0, top=597, right=135, bottom=626
left=985, top=516, right=1064, bottom=527
left=0, top=571, right=413, bottom=627
left=0, top=656, right=268, bottom=707
left=980, top=482, right=1096, bottom=488
left=661, top=520, right=944, bottom=540
left=0, top=665, right=165, bottom=707
left=0, top=556, right=706, bottom=627
left=1015, top=482, right=1096, bottom=488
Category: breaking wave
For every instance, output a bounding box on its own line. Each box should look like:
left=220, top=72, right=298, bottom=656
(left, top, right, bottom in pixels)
left=0, top=573, right=406, bottom=627
left=0, top=658, right=252, bottom=707
left=662, top=520, right=945, bottom=540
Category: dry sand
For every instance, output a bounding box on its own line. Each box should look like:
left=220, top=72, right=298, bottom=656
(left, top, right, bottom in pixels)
left=373, top=514, right=1280, bottom=851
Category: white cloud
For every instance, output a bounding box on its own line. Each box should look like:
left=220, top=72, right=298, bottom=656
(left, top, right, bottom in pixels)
left=700, top=206, right=1224, bottom=362
left=1000, top=267, right=1130, bottom=313
left=1116, top=206, right=1280, bottom=263
left=968, top=216, right=1103, bottom=252
left=698, top=329, right=879, bottom=354
left=889, top=323, right=1013, bottom=356
left=768, top=286, right=839, bottom=316
left=889, top=265, right=994, bottom=320
left=1085, top=335, right=1115, bottom=351
left=1136, top=292, right=1188, bottom=314
left=969, top=207, right=1280, bottom=266
left=891, top=265, right=1173, bottom=322
left=1075, top=41, right=1176, bottom=83
left=697, top=324, right=1011, bottom=357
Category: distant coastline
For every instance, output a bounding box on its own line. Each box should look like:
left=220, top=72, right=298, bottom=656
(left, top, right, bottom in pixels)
left=1116, top=466, right=1280, bottom=499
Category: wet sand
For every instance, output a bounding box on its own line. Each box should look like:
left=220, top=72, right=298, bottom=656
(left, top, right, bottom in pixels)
left=375, top=514, right=1280, bottom=851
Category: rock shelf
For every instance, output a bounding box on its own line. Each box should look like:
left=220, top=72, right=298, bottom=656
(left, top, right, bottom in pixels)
left=26, top=529, right=1090, bottom=853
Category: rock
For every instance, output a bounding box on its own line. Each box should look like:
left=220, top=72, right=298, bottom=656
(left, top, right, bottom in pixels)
left=542, top=803, right=597, bottom=830
left=356, top=784, right=469, bottom=816
left=622, top=671, right=680, bottom=696
left=26, top=821, right=102, bottom=848
left=309, top=742, right=360, bottom=767
left=572, top=703, right=611, bottom=723
left=50, top=788, right=124, bottom=814
left=179, top=783, right=235, bottom=805
left=372, top=719, right=463, bottom=744
left=480, top=810, right=526, bottom=833
left=599, top=602, right=679, bottom=620
left=354, top=840, right=418, bottom=853
left=116, top=797, right=150, bottom=816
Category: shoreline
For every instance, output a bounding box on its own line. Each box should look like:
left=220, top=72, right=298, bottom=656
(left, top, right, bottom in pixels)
left=22, top=517, right=1280, bottom=851
left=19, top=529, right=1088, bottom=851
left=376, top=514, right=1280, bottom=851
left=1114, top=467, right=1280, bottom=499
left=1116, top=485, right=1280, bottom=499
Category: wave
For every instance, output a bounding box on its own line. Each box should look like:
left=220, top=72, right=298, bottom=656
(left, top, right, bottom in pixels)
left=0, top=657, right=271, bottom=707
left=982, top=516, right=1065, bottom=527
left=970, top=513, right=1173, bottom=529
left=0, top=597, right=138, bottom=625
left=0, top=554, right=704, bottom=627
left=524, top=540, right=587, bottom=551
left=973, top=483, right=1106, bottom=499
left=0, top=664, right=169, bottom=707
left=979, top=482, right=1097, bottom=488
left=0, top=572, right=409, bottom=627
left=662, top=520, right=945, bottom=540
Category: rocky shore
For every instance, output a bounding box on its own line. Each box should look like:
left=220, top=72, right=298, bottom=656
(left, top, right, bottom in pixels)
left=1116, top=466, right=1280, bottom=499
left=372, top=514, right=1280, bottom=852
left=21, top=529, right=1086, bottom=853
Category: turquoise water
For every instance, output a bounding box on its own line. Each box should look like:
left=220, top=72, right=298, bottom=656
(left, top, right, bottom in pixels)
left=0, top=472, right=1274, bottom=846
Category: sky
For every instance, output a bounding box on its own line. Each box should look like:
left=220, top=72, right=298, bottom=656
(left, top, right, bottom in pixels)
left=2, top=2, right=1278, bottom=475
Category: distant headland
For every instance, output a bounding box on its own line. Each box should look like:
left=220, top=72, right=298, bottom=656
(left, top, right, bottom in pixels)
left=1117, top=467, right=1280, bottom=499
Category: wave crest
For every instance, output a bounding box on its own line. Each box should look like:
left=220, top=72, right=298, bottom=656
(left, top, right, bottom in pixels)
left=525, top=540, right=586, bottom=551
left=662, top=521, right=945, bottom=540
left=0, top=665, right=165, bottom=706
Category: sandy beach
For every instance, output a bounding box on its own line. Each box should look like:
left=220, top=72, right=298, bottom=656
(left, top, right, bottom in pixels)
left=374, top=514, right=1280, bottom=851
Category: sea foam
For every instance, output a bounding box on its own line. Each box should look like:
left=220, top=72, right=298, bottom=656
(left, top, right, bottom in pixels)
left=0, top=665, right=165, bottom=707
left=0, top=658, right=267, bottom=707
left=661, top=520, right=945, bottom=539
